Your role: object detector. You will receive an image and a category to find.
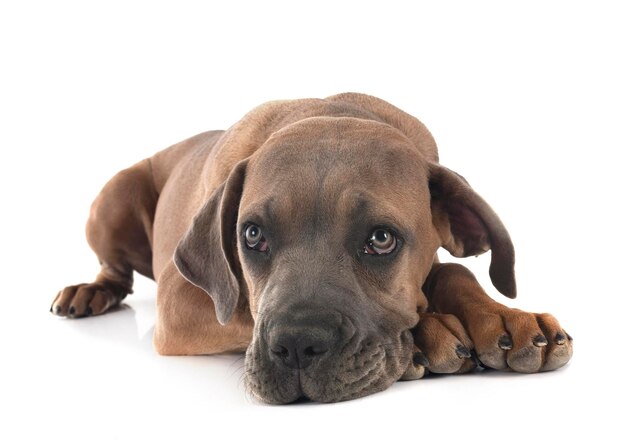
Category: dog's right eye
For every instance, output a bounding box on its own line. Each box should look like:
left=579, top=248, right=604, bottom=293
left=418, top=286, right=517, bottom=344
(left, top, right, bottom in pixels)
left=244, top=224, right=268, bottom=252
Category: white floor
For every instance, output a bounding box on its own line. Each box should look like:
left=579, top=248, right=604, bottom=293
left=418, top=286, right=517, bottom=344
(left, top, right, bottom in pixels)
left=3, top=257, right=621, bottom=440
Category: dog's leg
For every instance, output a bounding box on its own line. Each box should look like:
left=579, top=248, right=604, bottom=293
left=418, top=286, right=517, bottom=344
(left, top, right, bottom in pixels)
left=153, top=262, right=254, bottom=355
left=51, top=159, right=157, bottom=318
left=423, top=263, right=573, bottom=373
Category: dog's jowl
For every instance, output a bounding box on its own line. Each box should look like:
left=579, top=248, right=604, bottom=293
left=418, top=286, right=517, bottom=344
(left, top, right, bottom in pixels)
left=51, top=93, right=573, bottom=403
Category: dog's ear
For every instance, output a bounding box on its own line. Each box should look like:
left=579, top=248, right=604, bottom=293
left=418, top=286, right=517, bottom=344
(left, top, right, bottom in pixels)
left=429, top=163, right=516, bottom=298
left=174, top=160, right=248, bottom=325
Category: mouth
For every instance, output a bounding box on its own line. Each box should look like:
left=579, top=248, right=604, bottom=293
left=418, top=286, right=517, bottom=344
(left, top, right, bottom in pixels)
left=244, top=329, right=414, bottom=404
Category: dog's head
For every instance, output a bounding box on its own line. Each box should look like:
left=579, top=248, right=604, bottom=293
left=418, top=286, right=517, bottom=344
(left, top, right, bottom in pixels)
left=174, top=117, right=514, bottom=403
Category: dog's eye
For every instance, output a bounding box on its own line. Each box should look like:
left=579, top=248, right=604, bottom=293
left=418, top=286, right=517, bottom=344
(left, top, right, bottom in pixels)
left=363, top=228, right=397, bottom=255
left=245, top=224, right=269, bottom=252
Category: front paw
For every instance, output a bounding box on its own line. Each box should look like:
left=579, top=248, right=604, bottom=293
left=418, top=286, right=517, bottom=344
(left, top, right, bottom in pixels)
left=50, top=282, right=128, bottom=318
left=466, top=309, right=573, bottom=373
left=402, top=313, right=477, bottom=380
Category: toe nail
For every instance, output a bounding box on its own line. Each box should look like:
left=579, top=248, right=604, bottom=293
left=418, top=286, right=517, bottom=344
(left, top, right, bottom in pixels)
left=68, top=306, right=75, bottom=316
left=566, top=332, right=573, bottom=341
left=533, top=335, right=548, bottom=347
left=413, top=352, right=430, bottom=368
left=49, top=305, right=53, bottom=313
left=86, top=307, right=93, bottom=316
left=455, top=345, right=472, bottom=359
left=498, top=335, right=513, bottom=350
left=471, top=350, right=487, bottom=369
left=555, top=332, right=566, bottom=345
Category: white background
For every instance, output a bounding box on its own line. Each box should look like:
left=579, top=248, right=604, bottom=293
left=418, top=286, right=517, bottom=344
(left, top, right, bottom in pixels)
left=1, top=1, right=624, bottom=440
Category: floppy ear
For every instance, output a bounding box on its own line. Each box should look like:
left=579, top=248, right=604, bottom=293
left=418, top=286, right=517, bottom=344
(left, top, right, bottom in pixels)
left=174, top=160, right=248, bottom=324
left=429, top=163, right=516, bottom=298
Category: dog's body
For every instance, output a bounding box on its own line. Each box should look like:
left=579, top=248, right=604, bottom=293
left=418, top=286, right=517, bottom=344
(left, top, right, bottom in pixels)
left=51, top=93, right=572, bottom=403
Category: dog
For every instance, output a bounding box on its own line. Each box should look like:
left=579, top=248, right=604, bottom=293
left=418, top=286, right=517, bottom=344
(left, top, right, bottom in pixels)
left=50, top=93, right=573, bottom=403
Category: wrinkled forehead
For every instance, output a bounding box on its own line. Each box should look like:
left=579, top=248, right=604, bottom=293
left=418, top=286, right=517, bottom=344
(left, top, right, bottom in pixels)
left=240, top=118, right=430, bottom=225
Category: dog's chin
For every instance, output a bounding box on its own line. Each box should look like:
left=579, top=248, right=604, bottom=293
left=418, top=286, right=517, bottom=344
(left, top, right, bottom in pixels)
left=244, top=330, right=414, bottom=404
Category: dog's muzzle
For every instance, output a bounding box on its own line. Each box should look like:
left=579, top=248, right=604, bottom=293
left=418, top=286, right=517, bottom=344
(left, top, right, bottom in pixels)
left=244, top=302, right=413, bottom=403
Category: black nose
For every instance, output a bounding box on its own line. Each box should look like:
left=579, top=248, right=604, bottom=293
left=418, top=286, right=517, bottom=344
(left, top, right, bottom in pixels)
left=269, top=327, right=332, bottom=369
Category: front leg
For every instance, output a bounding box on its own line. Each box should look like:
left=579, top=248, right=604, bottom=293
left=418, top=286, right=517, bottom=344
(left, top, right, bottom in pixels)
left=424, top=263, right=573, bottom=373
left=153, top=262, right=254, bottom=355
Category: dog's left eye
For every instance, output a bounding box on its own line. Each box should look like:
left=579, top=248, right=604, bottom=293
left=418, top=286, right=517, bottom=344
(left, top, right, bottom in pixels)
left=363, top=228, right=397, bottom=255
left=244, top=224, right=269, bottom=252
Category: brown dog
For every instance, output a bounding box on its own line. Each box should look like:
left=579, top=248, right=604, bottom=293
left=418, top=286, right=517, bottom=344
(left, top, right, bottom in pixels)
left=50, top=93, right=572, bottom=403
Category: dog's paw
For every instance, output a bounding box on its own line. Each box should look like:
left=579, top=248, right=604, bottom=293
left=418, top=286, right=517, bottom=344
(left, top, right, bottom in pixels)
left=401, top=347, right=429, bottom=380
left=403, top=313, right=477, bottom=379
left=50, top=282, right=128, bottom=318
left=466, top=308, right=573, bottom=373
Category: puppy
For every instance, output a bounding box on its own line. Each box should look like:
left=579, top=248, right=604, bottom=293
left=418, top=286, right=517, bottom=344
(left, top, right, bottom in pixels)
left=51, top=93, right=572, bottom=403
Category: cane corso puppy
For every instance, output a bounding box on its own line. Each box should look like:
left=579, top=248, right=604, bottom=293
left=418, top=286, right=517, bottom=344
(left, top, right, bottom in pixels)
left=51, top=93, right=573, bottom=403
